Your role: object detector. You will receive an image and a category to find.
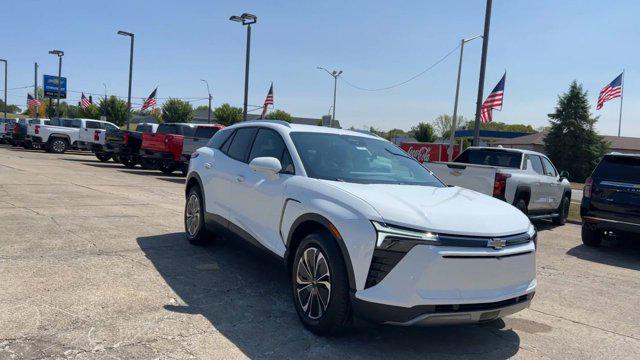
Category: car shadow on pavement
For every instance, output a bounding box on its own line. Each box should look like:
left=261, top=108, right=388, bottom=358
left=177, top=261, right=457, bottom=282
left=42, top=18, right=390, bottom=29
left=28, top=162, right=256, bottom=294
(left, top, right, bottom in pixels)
left=156, top=177, right=185, bottom=184
left=137, top=232, right=521, bottom=359
left=118, top=169, right=183, bottom=177
left=566, top=237, right=640, bottom=271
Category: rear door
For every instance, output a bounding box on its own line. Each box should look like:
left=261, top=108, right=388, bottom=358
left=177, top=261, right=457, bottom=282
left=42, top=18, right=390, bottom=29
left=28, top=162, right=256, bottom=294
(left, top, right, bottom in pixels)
left=590, top=155, right=640, bottom=221
left=541, top=156, right=563, bottom=209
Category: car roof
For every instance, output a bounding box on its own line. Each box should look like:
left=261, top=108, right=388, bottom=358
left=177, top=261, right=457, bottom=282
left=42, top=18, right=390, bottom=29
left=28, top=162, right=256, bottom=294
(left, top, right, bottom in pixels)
left=466, top=146, right=547, bottom=157
left=228, top=120, right=383, bottom=140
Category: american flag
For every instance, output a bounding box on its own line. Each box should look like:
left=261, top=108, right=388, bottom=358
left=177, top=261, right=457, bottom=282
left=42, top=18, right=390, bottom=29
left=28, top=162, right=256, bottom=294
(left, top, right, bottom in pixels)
left=260, top=83, right=274, bottom=119
left=596, top=73, right=623, bottom=110
left=141, top=88, right=158, bottom=111
left=27, top=94, right=41, bottom=108
left=80, top=92, right=92, bottom=109
left=481, top=73, right=506, bottom=123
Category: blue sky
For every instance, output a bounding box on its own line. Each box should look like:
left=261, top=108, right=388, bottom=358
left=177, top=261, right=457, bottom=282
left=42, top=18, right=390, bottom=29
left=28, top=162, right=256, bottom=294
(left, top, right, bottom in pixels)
left=3, top=0, right=639, bottom=136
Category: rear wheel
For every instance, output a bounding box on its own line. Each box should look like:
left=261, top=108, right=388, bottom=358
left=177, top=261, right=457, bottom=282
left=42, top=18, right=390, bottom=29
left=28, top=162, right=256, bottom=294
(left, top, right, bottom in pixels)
left=582, top=224, right=603, bottom=247
left=49, top=138, right=69, bottom=154
left=120, top=155, right=138, bottom=168
left=23, top=142, right=32, bottom=149
left=514, top=198, right=528, bottom=215
left=184, top=186, right=212, bottom=245
left=292, top=233, right=352, bottom=336
left=95, top=152, right=112, bottom=162
left=140, top=158, right=158, bottom=170
left=553, top=196, right=570, bottom=225
left=159, top=160, right=178, bottom=174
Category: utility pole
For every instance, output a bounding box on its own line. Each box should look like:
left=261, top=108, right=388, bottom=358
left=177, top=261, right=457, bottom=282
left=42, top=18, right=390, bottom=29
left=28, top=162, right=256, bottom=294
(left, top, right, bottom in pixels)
left=230, top=13, right=257, bottom=121
left=103, top=83, right=107, bottom=118
left=48, top=50, right=64, bottom=118
left=34, top=62, right=39, bottom=118
left=449, top=35, right=482, bottom=161
left=118, top=30, right=135, bottom=130
left=201, top=79, right=212, bottom=123
left=618, top=69, right=625, bottom=137
left=0, top=59, right=7, bottom=119
left=472, top=0, right=493, bottom=146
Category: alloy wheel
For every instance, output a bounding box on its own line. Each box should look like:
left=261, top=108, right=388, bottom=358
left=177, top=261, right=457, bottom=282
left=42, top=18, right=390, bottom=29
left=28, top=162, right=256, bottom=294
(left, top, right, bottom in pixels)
left=296, top=247, right=331, bottom=320
left=53, top=140, right=65, bottom=152
left=185, top=194, right=200, bottom=236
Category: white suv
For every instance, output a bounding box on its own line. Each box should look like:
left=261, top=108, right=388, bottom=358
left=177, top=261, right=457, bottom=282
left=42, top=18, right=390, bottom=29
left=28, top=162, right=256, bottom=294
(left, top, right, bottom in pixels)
left=185, top=121, right=537, bottom=335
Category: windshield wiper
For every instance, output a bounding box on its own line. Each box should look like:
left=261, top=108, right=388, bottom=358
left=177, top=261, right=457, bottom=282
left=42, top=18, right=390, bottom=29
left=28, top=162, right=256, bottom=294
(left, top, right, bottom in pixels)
left=385, top=148, right=412, bottom=159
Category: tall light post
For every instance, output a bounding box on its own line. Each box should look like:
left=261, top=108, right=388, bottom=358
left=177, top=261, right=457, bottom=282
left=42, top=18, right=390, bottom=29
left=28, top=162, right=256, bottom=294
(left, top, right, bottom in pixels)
left=48, top=50, right=64, bottom=118
left=472, top=0, right=493, bottom=146
left=448, top=35, right=482, bottom=161
left=0, top=59, right=6, bottom=119
left=117, top=30, right=134, bottom=130
left=201, top=79, right=212, bottom=123
left=317, top=67, right=342, bottom=128
left=229, top=13, right=257, bottom=121
left=102, top=83, right=108, bottom=118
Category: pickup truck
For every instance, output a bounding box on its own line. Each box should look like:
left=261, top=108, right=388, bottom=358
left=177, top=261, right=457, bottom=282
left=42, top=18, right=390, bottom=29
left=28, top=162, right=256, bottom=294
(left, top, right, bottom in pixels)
left=11, top=118, right=30, bottom=147
left=104, top=123, right=159, bottom=168
left=180, top=124, right=224, bottom=165
left=141, top=123, right=198, bottom=175
left=0, top=118, right=17, bottom=144
left=23, top=119, right=51, bottom=149
left=428, top=147, right=572, bottom=224
left=32, top=118, right=119, bottom=154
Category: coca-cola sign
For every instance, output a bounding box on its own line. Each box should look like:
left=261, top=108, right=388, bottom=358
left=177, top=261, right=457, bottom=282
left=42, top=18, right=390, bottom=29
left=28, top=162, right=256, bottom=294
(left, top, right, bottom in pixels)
left=400, top=142, right=460, bottom=163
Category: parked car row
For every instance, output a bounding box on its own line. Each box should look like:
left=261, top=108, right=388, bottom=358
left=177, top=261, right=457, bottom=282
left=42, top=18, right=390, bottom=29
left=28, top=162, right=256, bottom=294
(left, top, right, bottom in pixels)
left=1, top=117, right=224, bottom=176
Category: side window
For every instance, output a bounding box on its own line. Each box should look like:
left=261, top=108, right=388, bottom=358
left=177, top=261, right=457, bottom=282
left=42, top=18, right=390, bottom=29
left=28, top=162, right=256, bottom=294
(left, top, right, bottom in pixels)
left=86, top=121, right=101, bottom=129
left=528, top=155, right=545, bottom=175
left=541, top=157, right=558, bottom=177
left=281, top=149, right=295, bottom=175
left=249, top=129, right=295, bottom=174
left=207, top=128, right=234, bottom=149
left=157, top=124, right=176, bottom=134
left=104, top=123, right=119, bottom=131
left=226, top=128, right=258, bottom=162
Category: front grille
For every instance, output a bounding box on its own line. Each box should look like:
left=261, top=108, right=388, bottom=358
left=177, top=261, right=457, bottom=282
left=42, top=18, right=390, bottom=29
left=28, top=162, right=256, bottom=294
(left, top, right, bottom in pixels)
left=365, top=249, right=407, bottom=288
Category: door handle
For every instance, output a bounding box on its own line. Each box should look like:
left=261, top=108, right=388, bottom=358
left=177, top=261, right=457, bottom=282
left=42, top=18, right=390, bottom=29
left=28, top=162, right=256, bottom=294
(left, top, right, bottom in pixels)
left=204, top=163, right=212, bottom=169
left=235, top=175, right=245, bottom=183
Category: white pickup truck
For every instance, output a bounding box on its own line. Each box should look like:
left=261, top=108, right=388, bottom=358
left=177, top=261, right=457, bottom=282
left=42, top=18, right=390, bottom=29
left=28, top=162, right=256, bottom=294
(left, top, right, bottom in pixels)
left=427, top=147, right=572, bottom=224
left=24, top=118, right=51, bottom=149
left=32, top=118, right=119, bottom=154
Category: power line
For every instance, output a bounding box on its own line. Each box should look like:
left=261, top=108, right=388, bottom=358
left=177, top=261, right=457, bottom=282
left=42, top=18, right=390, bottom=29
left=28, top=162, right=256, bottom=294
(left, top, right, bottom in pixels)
left=340, top=44, right=461, bottom=92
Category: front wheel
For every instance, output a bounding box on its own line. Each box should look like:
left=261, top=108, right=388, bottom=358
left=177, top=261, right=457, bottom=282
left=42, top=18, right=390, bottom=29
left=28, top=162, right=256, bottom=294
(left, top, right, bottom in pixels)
left=185, top=186, right=212, bottom=245
left=49, top=138, right=69, bottom=154
left=159, top=160, right=178, bottom=174
left=95, top=152, right=112, bottom=162
left=553, top=197, right=570, bottom=225
left=292, top=233, right=352, bottom=336
left=120, top=155, right=138, bottom=169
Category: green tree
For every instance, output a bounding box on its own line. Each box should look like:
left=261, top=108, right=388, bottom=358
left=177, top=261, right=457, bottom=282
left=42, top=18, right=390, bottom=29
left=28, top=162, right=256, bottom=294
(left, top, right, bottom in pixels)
left=432, top=114, right=465, bottom=138
left=464, top=120, right=536, bottom=133
left=385, top=128, right=407, bottom=141
left=195, top=105, right=209, bottom=112
left=98, top=96, right=129, bottom=126
left=410, top=122, right=436, bottom=142
left=162, top=98, right=193, bottom=123
left=0, top=99, right=21, bottom=114
left=368, top=126, right=386, bottom=138
left=79, top=104, right=101, bottom=119
left=213, top=103, right=243, bottom=125
left=265, top=109, right=293, bottom=122
left=544, top=81, right=608, bottom=182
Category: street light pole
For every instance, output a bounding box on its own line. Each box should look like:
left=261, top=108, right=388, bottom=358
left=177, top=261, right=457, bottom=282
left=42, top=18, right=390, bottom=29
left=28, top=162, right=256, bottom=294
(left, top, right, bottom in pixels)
left=48, top=50, right=64, bottom=118
left=448, top=35, right=482, bottom=161
left=118, top=30, right=135, bottom=130
left=0, top=59, right=7, bottom=119
left=102, top=83, right=108, bottom=118
left=34, top=62, right=39, bottom=118
left=230, top=13, right=257, bottom=121
left=472, top=0, right=493, bottom=146
left=317, top=67, right=342, bottom=128
left=201, top=79, right=212, bottom=123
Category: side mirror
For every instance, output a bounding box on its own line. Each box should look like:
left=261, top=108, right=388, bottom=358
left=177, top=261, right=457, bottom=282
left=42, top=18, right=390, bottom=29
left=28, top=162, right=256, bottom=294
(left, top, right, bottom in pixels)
left=249, top=157, right=282, bottom=176
left=559, top=170, right=570, bottom=180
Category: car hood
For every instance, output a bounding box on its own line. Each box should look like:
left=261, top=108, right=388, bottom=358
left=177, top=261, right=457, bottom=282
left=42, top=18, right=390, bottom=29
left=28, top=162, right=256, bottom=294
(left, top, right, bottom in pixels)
left=322, top=181, right=531, bottom=237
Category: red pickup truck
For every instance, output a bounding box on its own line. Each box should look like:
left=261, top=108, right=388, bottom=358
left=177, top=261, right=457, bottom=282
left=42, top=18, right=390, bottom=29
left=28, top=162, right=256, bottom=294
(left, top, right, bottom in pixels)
left=141, top=123, right=197, bottom=174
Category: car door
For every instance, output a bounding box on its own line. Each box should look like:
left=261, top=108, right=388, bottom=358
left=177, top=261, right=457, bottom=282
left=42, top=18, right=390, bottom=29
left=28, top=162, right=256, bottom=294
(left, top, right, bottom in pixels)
left=198, top=128, right=236, bottom=219
left=231, top=128, right=296, bottom=256
left=525, top=155, right=548, bottom=211
left=541, top=156, right=563, bottom=210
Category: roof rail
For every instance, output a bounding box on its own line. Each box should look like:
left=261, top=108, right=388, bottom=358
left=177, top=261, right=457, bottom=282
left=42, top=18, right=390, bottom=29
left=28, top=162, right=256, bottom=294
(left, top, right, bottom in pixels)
left=242, top=119, right=291, bottom=127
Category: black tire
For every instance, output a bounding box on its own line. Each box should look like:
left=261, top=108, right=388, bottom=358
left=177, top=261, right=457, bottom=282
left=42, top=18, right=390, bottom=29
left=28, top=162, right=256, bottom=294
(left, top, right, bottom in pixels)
left=553, top=196, right=570, bottom=225
left=180, top=163, right=188, bottom=177
left=95, top=152, right=112, bottom=162
left=184, top=186, right=212, bottom=245
left=49, top=138, right=69, bottom=154
left=140, top=158, right=158, bottom=170
left=120, top=155, right=138, bottom=169
left=112, top=154, right=120, bottom=163
left=292, top=232, right=352, bottom=336
left=514, top=198, right=528, bottom=215
left=159, top=160, right=178, bottom=175
left=23, top=142, right=33, bottom=149
left=582, top=225, right=603, bottom=247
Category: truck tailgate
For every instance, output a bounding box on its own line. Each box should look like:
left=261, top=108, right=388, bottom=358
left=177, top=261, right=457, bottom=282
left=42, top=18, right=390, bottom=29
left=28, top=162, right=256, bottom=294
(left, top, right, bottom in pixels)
left=427, top=162, right=498, bottom=195
left=142, top=133, right=169, bottom=152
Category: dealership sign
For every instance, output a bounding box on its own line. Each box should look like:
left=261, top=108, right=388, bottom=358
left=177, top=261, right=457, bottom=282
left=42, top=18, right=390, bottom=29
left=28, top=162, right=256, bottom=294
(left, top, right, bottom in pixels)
left=43, top=75, right=67, bottom=99
left=400, top=142, right=461, bottom=163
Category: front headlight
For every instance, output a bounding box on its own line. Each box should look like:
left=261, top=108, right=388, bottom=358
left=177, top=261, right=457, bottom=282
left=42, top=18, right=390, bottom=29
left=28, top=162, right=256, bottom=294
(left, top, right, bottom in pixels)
left=527, top=223, right=537, bottom=249
left=372, top=221, right=439, bottom=249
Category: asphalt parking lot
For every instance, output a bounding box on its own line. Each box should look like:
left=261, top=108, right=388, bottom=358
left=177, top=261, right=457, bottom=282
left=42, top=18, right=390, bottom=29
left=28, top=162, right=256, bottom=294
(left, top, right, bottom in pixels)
left=1, top=145, right=639, bottom=359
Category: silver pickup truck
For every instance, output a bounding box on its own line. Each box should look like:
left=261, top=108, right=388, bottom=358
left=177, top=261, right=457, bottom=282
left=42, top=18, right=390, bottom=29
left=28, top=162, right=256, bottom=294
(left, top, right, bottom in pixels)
left=427, top=147, right=572, bottom=224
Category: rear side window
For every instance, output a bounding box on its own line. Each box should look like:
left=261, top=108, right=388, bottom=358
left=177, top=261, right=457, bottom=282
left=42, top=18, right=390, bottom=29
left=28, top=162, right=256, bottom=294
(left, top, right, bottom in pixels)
left=593, top=155, right=640, bottom=183
left=455, top=149, right=522, bottom=169
left=194, top=126, right=220, bottom=139
left=136, top=124, right=153, bottom=133
left=64, top=119, right=82, bottom=128
left=226, top=127, right=258, bottom=162
left=86, top=121, right=101, bottom=129
left=180, top=125, right=196, bottom=137
left=28, top=119, right=39, bottom=125
left=207, top=128, right=233, bottom=149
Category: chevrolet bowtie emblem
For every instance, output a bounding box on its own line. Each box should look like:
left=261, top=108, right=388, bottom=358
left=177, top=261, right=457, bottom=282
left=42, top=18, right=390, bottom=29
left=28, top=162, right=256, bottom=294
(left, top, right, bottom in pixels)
left=487, top=238, right=506, bottom=250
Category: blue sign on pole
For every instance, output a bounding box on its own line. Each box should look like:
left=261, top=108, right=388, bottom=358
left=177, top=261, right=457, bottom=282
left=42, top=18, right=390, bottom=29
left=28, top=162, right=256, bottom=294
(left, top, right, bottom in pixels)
left=43, top=74, right=67, bottom=99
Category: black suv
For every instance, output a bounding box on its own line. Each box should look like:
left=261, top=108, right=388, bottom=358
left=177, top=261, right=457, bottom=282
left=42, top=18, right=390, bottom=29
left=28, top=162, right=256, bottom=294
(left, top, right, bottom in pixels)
left=581, top=153, right=640, bottom=246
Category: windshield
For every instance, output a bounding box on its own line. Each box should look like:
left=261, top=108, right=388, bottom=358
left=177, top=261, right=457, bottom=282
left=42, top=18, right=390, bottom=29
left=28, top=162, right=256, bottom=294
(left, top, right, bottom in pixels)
left=455, top=148, right=522, bottom=168
left=290, top=132, right=444, bottom=186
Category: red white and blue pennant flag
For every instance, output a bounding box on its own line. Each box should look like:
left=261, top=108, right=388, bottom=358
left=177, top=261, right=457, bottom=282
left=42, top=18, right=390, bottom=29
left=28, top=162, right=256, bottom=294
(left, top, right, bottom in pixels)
left=481, top=73, right=506, bottom=124
left=597, top=73, right=623, bottom=110
left=260, top=83, right=274, bottom=119
left=80, top=93, right=91, bottom=109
